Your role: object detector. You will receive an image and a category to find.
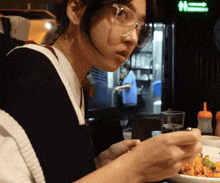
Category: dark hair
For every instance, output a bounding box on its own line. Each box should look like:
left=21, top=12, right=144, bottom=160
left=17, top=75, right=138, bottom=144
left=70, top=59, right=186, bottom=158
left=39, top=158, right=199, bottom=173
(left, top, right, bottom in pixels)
left=52, top=0, right=157, bottom=49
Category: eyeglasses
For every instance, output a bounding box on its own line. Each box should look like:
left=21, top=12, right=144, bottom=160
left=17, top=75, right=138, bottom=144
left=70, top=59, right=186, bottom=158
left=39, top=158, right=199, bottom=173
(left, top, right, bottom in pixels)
left=112, top=3, right=152, bottom=48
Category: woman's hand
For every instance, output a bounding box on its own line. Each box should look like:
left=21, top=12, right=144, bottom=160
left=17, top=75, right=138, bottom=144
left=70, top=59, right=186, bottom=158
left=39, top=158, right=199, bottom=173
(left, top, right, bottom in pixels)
left=115, top=128, right=203, bottom=182
left=95, top=139, right=141, bottom=169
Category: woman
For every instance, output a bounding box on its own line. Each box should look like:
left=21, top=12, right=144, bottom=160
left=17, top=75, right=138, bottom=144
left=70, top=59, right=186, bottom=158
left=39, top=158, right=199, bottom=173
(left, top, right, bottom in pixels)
left=0, top=0, right=202, bottom=183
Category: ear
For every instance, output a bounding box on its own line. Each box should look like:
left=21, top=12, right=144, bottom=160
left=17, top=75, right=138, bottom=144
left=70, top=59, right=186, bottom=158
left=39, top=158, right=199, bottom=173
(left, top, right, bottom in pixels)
left=66, top=0, right=84, bottom=25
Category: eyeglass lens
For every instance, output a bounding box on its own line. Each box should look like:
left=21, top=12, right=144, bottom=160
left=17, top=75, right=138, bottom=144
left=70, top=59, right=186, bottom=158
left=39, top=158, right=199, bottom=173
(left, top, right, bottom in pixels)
left=114, top=4, right=152, bottom=48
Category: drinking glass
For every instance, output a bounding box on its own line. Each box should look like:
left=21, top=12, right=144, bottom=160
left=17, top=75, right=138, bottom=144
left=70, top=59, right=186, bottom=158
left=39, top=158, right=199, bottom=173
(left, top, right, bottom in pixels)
left=160, top=111, right=185, bottom=133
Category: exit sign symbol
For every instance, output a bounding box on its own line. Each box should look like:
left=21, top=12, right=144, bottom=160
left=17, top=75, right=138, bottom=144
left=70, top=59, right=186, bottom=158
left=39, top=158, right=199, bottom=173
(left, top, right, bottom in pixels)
left=178, top=1, right=209, bottom=12
left=188, top=2, right=207, bottom=6
left=178, top=1, right=188, bottom=12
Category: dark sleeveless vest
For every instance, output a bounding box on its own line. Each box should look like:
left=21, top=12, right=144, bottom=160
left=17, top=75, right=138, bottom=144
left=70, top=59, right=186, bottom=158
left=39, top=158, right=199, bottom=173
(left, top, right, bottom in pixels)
left=0, top=47, right=96, bottom=183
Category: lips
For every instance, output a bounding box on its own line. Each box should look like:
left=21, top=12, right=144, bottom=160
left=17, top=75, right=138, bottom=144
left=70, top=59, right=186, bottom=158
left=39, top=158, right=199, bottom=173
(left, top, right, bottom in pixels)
left=116, top=50, right=129, bottom=58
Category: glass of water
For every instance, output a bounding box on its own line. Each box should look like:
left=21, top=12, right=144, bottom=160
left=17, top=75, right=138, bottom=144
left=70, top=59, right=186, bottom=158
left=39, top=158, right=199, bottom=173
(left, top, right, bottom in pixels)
left=160, top=111, right=185, bottom=133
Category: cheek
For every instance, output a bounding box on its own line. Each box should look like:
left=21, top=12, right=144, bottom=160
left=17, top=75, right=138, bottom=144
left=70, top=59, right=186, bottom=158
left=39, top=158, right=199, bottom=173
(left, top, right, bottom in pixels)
left=91, top=19, right=122, bottom=49
left=91, top=20, right=109, bottom=50
left=108, top=27, right=122, bottom=45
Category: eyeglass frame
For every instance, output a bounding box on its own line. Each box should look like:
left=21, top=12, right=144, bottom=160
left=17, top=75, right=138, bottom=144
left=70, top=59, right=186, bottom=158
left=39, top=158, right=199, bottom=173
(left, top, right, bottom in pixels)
left=112, top=3, right=152, bottom=48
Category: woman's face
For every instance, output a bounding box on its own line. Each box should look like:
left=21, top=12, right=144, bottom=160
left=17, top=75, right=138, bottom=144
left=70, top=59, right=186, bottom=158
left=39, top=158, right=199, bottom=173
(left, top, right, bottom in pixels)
left=77, top=0, right=146, bottom=72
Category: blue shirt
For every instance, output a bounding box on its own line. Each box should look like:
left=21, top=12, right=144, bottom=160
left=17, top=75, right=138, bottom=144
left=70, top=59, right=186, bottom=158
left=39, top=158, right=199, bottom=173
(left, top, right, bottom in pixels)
left=122, top=71, right=137, bottom=105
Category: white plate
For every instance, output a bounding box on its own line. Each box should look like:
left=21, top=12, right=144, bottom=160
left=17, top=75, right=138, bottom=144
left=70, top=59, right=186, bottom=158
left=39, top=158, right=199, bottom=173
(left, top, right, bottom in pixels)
left=169, top=146, right=220, bottom=183
left=200, top=136, right=220, bottom=148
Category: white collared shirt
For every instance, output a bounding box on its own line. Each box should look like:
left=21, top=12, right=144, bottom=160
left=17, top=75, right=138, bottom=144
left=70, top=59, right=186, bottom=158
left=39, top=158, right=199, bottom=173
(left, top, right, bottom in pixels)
left=52, top=46, right=85, bottom=119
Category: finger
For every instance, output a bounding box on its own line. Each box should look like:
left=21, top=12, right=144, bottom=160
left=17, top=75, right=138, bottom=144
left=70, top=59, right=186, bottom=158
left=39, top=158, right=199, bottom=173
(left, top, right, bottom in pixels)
left=166, top=128, right=201, bottom=145
left=120, top=139, right=141, bottom=149
left=109, top=140, right=141, bottom=157
left=168, top=142, right=203, bottom=167
left=180, top=141, right=203, bottom=155
left=108, top=143, right=129, bottom=158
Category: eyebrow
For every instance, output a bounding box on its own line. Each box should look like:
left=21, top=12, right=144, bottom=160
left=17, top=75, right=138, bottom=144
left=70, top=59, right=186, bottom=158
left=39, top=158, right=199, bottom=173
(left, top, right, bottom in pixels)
left=126, top=4, right=146, bottom=23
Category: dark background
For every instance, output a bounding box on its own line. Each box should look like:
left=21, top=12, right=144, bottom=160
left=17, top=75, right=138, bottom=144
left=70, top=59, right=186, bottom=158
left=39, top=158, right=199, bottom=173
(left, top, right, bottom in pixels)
left=158, top=0, right=220, bottom=131
left=0, top=0, right=58, bottom=10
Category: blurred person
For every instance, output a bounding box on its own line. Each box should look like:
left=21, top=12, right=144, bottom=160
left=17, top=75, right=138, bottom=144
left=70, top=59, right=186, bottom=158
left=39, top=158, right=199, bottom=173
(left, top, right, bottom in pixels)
left=0, top=0, right=202, bottom=183
left=115, top=63, right=137, bottom=131
left=115, top=63, right=137, bottom=106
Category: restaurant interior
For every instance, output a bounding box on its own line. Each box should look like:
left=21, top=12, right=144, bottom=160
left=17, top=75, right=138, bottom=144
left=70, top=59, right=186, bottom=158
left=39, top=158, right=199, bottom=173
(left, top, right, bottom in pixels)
left=1, top=1, right=220, bottom=182
left=1, top=0, right=220, bottom=132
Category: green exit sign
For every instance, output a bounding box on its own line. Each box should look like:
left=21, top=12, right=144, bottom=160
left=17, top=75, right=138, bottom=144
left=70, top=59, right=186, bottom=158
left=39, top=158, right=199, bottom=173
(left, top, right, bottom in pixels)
left=178, top=1, right=209, bottom=13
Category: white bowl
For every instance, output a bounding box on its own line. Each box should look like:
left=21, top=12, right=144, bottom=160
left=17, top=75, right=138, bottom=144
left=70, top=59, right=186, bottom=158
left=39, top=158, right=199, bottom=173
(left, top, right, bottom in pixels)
left=200, top=135, right=220, bottom=148
left=169, top=146, right=220, bottom=183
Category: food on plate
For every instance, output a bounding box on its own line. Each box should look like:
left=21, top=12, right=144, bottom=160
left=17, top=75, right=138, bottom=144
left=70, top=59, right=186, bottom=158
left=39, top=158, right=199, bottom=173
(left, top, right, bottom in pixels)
left=179, top=153, right=220, bottom=177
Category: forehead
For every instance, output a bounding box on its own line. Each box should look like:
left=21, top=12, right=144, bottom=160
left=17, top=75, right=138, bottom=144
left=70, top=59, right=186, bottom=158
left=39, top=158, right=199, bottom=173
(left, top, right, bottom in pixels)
left=126, top=0, right=146, bottom=22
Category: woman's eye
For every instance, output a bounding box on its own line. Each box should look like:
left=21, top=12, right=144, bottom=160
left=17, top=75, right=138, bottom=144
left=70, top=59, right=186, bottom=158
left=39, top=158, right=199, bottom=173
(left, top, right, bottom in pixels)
left=117, top=10, right=128, bottom=22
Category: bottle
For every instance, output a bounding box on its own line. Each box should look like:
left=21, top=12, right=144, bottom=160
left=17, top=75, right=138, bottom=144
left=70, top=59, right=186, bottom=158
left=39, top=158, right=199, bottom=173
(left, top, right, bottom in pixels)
left=215, top=111, right=220, bottom=136
left=197, top=102, right=213, bottom=135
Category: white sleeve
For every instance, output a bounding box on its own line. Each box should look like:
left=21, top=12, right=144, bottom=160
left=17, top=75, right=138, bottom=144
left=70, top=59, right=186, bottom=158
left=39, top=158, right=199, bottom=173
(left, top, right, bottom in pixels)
left=0, top=110, right=45, bottom=183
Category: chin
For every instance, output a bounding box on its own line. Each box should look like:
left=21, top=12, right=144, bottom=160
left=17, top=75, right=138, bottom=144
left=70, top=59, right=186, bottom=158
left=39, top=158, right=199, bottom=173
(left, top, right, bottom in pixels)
left=100, top=63, right=122, bottom=72
left=95, top=59, right=124, bottom=72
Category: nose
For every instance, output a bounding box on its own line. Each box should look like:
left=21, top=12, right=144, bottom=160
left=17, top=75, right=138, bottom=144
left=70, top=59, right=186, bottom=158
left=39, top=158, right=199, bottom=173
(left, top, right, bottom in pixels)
left=122, top=28, right=139, bottom=46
